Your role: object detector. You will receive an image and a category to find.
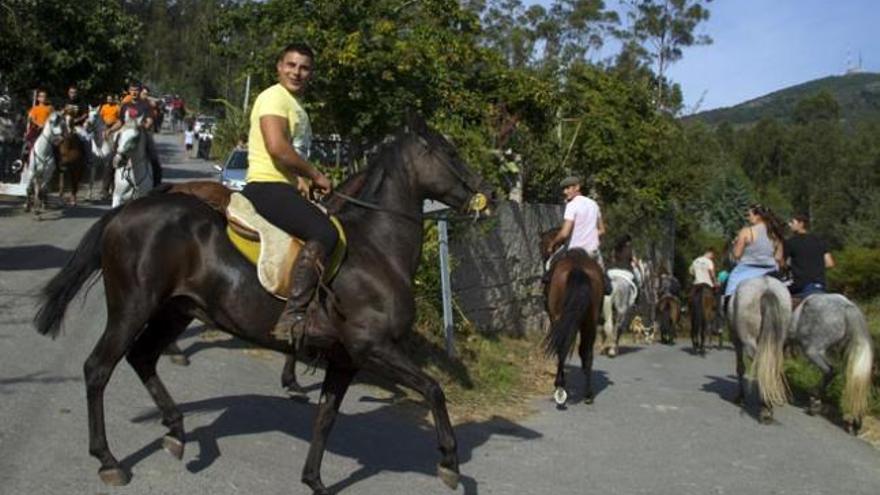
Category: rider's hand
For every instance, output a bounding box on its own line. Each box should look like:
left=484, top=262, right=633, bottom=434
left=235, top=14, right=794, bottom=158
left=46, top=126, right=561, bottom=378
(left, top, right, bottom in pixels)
left=312, top=173, right=332, bottom=195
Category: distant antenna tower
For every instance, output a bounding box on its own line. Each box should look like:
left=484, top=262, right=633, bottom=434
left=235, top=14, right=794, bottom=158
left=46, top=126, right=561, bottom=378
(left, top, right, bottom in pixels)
left=846, top=48, right=864, bottom=75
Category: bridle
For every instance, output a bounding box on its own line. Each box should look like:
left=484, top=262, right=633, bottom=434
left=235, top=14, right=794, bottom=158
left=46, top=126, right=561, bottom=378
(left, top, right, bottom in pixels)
left=329, top=133, right=489, bottom=222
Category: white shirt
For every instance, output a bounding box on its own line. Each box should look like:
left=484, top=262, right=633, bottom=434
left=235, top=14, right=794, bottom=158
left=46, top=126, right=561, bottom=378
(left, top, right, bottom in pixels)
left=184, top=130, right=194, bottom=145
left=564, top=195, right=601, bottom=252
left=690, top=255, right=715, bottom=286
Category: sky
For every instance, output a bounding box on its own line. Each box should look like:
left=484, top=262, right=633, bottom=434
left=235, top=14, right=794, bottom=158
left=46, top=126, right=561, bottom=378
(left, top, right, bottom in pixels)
left=533, top=0, right=879, bottom=111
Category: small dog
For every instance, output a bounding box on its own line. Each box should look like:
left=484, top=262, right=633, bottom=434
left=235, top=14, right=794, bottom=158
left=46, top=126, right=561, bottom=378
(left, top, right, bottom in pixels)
left=630, top=316, right=654, bottom=345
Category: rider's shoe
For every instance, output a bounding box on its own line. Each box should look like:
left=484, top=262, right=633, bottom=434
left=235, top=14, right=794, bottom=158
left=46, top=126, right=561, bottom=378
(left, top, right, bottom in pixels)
left=271, top=241, right=326, bottom=345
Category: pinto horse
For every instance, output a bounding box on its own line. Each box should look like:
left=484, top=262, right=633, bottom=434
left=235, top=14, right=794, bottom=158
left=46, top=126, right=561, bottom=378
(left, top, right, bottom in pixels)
left=540, top=229, right=606, bottom=406
left=34, top=118, right=492, bottom=495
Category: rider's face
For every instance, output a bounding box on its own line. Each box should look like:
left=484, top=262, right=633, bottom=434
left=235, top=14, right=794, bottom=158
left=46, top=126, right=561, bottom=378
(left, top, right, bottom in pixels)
left=37, top=92, right=47, bottom=103
left=68, top=88, right=77, bottom=99
left=562, top=184, right=579, bottom=201
left=277, top=51, right=313, bottom=95
left=128, top=86, right=139, bottom=98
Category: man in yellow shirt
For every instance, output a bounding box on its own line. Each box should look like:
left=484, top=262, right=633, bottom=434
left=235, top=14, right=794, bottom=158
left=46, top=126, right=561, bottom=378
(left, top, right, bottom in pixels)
left=243, top=43, right=335, bottom=343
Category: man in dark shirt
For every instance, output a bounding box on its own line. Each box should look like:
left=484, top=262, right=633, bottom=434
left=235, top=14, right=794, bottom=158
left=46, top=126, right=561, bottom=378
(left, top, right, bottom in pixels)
left=62, top=85, right=88, bottom=127
left=784, top=214, right=835, bottom=296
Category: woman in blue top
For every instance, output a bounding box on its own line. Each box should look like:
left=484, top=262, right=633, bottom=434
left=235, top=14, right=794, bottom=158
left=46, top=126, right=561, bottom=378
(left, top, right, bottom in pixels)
left=724, top=204, right=785, bottom=300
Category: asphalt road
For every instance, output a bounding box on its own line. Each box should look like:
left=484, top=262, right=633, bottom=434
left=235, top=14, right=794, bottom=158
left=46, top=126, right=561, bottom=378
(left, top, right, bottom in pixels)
left=1, top=133, right=878, bottom=495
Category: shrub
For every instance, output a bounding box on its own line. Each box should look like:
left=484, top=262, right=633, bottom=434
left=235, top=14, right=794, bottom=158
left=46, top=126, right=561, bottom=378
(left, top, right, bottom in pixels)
left=828, top=247, right=880, bottom=299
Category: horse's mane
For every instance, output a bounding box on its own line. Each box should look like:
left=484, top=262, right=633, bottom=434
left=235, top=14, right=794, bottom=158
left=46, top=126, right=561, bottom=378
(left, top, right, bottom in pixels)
left=327, top=133, right=408, bottom=219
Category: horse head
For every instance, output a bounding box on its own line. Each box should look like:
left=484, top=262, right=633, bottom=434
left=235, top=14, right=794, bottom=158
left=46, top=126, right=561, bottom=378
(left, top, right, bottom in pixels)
left=44, top=112, right=67, bottom=145
left=112, top=118, right=143, bottom=168
left=540, top=227, right=562, bottom=261
left=400, top=115, right=494, bottom=217
left=85, top=105, right=101, bottom=133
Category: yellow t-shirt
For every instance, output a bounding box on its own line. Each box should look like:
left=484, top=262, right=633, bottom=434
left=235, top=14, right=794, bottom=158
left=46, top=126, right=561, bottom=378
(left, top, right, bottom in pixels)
left=246, top=83, right=312, bottom=185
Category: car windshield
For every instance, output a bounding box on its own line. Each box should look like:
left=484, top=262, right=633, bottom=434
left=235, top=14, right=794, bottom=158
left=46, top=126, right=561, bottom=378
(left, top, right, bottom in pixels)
left=226, top=151, right=248, bottom=170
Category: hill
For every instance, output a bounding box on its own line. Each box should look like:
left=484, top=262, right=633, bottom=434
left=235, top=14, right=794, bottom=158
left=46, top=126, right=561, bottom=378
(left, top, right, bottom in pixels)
left=688, top=72, right=880, bottom=127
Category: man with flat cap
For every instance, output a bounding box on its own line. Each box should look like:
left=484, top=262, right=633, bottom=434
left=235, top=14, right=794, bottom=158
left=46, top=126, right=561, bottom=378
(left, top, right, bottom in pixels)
left=545, top=176, right=612, bottom=294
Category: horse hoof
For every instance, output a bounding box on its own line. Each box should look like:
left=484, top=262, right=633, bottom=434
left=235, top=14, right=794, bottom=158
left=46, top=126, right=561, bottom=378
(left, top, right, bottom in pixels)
left=583, top=395, right=594, bottom=405
left=607, top=347, right=617, bottom=358
left=807, top=398, right=822, bottom=416
left=162, top=435, right=185, bottom=459
left=98, top=467, right=131, bottom=486
left=437, top=464, right=460, bottom=490
left=553, top=387, right=568, bottom=406
left=168, top=354, right=190, bottom=366
left=759, top=409, right=774, bottom=424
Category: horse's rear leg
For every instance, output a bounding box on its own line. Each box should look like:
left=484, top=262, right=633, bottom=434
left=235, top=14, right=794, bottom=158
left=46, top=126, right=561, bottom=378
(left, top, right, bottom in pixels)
left=731, top=337, right=747, bottom=406
left=301, top=361, right=355, bottom=495
left=281, top=354, right=304, bottom=395
left=163, top=341, right=190, bottom=366
left=579, top=325, right=597, bottom=404
left=85, top=315, right=148, bottom=485
left=365, top=343, right=460, bottom=489
left=126, top=308, right=192, bottom=459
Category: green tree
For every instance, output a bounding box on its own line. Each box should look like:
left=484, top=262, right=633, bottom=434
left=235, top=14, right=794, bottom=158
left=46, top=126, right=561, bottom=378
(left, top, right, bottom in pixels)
left=0, top=0, right=141, bottom=99
left=622, top=0, right=713, bottom=112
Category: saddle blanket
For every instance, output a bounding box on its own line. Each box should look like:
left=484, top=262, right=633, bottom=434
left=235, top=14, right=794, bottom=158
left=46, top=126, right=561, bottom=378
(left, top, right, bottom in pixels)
left=225, top=193, right=346, bottom=299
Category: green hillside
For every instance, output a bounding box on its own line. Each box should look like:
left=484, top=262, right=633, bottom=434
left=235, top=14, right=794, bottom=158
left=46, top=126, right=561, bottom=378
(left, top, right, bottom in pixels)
left=688, top=72, right=880, bottom=127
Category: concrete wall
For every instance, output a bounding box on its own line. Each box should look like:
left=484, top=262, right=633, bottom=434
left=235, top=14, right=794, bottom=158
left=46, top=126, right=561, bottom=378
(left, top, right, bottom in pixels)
left=450, top=201, right=561, bottom=336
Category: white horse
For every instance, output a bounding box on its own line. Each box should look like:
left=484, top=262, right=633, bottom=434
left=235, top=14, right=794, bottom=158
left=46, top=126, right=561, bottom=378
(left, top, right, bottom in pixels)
left=788, top=293, right=873, bottom=434
left=728, top=276, right=791, bottom=423
left=111, top=117, right=152, bottom=207
left=84, top=106, right=113, bottom=199
left=25, top=111, right=67, bottom=212
left=601, top=265, right=642, bottom=357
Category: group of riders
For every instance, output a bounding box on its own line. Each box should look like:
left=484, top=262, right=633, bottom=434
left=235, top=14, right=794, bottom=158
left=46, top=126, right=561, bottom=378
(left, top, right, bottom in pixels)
left=545, top=170, right=834, bottom=336
left=18, top=82, right=187, bottom=197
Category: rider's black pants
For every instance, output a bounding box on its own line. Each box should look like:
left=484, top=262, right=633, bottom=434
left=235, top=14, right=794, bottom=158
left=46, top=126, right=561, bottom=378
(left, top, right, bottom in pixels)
left=241, top=181, right=338, bottom=257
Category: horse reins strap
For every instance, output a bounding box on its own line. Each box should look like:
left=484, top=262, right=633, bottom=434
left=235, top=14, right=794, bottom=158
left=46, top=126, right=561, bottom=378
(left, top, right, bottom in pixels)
left=329, top=191, right=421, bottom=224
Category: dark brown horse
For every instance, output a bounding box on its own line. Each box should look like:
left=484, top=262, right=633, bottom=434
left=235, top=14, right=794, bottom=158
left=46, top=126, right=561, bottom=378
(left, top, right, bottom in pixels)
left=34, top=118, right=492, bottom=495
left=540, top=229, right=605, bottom=407
left=655, top=293, right=681, bottom=345
left=689, top=284, right=716, bottom=354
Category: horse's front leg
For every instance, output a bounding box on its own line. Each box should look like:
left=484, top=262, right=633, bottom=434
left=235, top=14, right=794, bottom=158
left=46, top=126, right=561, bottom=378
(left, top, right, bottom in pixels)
left=301, top=361, right=355, bottom=495
left=364, top=342, right=460, bottom=489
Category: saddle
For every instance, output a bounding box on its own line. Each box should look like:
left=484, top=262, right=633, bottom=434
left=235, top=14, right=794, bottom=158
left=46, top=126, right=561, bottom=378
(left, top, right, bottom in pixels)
left=225, top=193, right=346, bottom=299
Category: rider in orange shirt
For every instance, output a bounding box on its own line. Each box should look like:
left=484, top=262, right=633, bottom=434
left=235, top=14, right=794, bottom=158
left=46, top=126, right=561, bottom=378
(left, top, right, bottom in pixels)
left=99, top=95, right=120, bottom=126
left=22, top=89, right=54, bottom=161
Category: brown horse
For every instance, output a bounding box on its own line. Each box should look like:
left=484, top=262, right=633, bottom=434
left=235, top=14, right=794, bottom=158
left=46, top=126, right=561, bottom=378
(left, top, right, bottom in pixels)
left=689, top=284, right=716, bottom=354
left=540, top=229, right=605, bottom=406
left=55, top=111, right=89, bottom=206
left=655, top=293, right=681, bottom=345
left=34, top=118, right=492, bottom=495
left=55, top=132, right=87, bottom=206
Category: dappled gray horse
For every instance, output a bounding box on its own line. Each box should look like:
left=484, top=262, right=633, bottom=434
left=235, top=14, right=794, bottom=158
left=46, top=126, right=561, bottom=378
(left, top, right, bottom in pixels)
left=727, top=276, right=791, bottom=423
left=788, top=293, right=873, bottom=434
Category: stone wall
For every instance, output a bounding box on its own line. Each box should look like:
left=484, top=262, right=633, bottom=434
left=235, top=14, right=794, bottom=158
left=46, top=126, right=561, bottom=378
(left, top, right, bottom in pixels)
left=450, top=201, right=561, bottom=336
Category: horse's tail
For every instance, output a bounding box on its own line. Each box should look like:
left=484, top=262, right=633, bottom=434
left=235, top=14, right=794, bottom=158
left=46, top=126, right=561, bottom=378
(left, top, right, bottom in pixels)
left=753, top=288, right=790, bottom=407
left=842, top=302, right=873, bottom=422
left=34, top=207, right=122, bottom=338
left=544, top=269, right=592, bottom=360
